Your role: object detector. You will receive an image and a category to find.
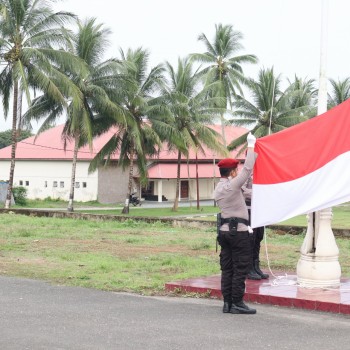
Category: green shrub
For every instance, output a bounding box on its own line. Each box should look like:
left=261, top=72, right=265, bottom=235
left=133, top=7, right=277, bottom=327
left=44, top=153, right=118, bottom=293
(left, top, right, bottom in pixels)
left=43, top=196, right=61, bottom=202
left=12, top=186, right=28, bottom=206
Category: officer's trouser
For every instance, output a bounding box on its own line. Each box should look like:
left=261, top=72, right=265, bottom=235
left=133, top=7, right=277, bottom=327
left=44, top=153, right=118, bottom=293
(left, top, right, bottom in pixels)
left=253, top=226, right=265, bottom=261
left=218, top=230, right=251, bottom=303
left=248, top=208, right=265, bottom=261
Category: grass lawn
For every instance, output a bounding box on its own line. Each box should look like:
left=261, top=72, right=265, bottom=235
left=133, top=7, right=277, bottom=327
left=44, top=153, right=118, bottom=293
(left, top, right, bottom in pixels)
left=277, top=204, right=350, bottom=229
left=76, top=206, right=220, bottom=218
left=15, top=198, right=119, bottom=209
left=1, top=213, right=350, bottom=295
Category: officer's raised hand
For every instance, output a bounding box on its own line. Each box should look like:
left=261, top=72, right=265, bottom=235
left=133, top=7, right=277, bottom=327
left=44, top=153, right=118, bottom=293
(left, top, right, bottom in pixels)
left=247, top=132, right=256, bottom=148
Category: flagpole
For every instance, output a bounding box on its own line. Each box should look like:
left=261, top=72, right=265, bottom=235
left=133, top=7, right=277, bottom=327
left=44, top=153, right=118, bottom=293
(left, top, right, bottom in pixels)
left=268, top=77, right=275, bottom=136
left=297, top=0, right=341, bottom=288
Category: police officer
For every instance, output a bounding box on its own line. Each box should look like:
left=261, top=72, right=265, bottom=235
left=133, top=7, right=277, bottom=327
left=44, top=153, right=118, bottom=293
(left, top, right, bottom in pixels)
left=214, top=132, right=257, bottom=315
left=243, top=175, right=269, bottom=280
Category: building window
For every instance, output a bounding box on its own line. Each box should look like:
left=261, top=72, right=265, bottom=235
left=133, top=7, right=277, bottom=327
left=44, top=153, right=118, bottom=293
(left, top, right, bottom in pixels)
left=53, top=181, right=58, bottom=188
left=19, top=180, right=23, bottom=186
left=82, top=182, right=87, bottom=188
left=44, top=181, right=48, bottom=188
left=75, top=182, right=80, bottom=188
left=60, top=181, right=64, bottom=188
left=25, top=181, right=29, bottom=186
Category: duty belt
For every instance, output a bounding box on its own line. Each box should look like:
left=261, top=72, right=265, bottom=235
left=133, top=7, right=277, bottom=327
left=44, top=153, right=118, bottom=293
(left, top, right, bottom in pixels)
left=216, top=215, right=250, bottom=252
left=221, top=217, right=249, bottom=226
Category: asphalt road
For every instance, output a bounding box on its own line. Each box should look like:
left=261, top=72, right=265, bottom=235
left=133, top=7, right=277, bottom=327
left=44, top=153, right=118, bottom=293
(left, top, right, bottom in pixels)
left=0, top=276, right=349, bottom=350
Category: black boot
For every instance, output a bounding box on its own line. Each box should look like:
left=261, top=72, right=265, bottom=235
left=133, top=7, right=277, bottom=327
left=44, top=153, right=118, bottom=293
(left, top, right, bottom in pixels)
left=223, top=301, right=232, bottom=313
left=254, top=259, right=269, bottom=279
left=247, top=264, right=261, bottom=280
left=231, top=301, right=257, bottom=314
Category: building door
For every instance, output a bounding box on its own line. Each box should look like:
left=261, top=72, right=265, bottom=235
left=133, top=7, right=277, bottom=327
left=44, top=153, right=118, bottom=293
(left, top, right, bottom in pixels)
left=180, top=180, right=189, bottom=199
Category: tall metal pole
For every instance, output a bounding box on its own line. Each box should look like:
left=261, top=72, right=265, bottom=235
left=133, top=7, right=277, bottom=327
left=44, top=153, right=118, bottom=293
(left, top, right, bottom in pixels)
left=268, top=78, right=276, bottom=136
left=297, top=0, right=341, bottom=288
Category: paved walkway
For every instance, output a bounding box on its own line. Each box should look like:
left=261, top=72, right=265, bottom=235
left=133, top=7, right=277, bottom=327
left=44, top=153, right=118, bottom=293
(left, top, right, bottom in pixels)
left=0, top=276, right=349, bottom=350
left=25, top=199, right=216, bottom=211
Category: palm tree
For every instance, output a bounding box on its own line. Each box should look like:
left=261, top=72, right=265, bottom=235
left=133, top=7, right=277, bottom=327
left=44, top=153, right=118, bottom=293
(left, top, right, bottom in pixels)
left=227, top=68, right=315, bottom=152
left=190, top=23, right=258, bottom=146
left=157, top=57, right=228, bottom=211
left=89, top=47, right=165, bottom=214
left=0, top=0, right=81, bottom=209
left=328, top=77, right=350, bottom=108
left=286, top=75, right=318, bottom=110
left=24, top=18, right=126, bottom=211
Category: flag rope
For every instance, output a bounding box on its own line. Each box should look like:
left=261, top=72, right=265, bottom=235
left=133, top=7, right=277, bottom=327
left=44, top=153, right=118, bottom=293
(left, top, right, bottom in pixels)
left=262, top=229, right=296, bottom=286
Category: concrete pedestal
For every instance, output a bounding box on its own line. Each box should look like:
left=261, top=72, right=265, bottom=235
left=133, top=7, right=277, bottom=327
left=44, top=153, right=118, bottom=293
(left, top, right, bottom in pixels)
left=297, top=208, right=341, bottom=288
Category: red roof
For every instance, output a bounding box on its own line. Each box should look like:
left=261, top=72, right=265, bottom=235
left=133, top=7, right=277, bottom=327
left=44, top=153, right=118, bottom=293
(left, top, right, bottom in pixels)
left=0, top=124, right=118, bottom=161
left=144, top=162, right=244, bottom=179
left=154, top=124, right=247, bottom=160
left=0, top=124, right=247, bottom=161
left=146, top=163, right=219, bottom=179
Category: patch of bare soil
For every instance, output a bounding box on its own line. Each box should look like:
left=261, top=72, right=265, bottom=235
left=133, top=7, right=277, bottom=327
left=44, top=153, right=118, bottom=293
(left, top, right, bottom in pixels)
left=2, top=238, right=215, bottom=259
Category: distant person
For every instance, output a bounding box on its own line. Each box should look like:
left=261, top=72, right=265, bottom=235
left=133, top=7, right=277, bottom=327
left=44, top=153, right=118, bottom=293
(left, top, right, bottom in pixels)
left=214, top=133, right=257, bottom=315
left=242, top=175, right=269, bottom=280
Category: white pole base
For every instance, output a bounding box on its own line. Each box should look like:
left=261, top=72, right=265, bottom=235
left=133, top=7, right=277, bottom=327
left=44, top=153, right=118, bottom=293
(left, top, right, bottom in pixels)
left=297, top=208, right=341, bottom=289
left=297, top=254, right=341, bottom=288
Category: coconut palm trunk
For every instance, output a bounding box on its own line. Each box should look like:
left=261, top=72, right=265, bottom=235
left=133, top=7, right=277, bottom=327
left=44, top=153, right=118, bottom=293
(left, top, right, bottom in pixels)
left=5, top=81, right=19, bottom=209
left=220, top=114, right=227, bottom=147
left=17, top=90, right=23, bottom=132
left=172, top=150, right=182, bottom=211
left=67, top=136, right=80, bottom=212
left=186, top=156, right=192, bottom=208
left=122, top=146, right=135, bottom=214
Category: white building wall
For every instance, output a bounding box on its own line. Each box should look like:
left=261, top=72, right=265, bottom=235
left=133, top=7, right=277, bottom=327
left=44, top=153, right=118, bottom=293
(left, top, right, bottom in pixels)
left=153, top=178, right=216, bottom=201
left=0, top=160, right=98, bottom=202
left=97, top=164, right=130, bottom=203
left=200, top=179, right=215, bottom=199
left=154, top=179, right=176, bottom=201
left=190, top=179, right=215, bottom=200
left=187, top=179, right=195, bottom=200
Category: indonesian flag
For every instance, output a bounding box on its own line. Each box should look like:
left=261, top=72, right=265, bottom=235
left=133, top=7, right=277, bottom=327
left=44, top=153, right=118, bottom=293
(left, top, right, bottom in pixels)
left=251, top=99, right=350, bottom=228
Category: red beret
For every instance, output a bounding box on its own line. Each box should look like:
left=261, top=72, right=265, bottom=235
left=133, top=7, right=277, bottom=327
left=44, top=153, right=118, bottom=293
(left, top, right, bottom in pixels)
left=217, top=158, right=239, bottom=169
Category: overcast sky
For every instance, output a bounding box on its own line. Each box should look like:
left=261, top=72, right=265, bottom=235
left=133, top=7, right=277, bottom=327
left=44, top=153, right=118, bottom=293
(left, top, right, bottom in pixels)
left=1, top=0, right=349, bottom=131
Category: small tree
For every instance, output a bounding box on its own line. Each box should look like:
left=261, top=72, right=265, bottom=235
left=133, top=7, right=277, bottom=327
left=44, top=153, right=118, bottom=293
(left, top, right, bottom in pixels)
left=0, top=130, right=32, bottom=149
left=328, top=77, right=350, bottom=109
left=12, top=186, right=27, bottom=206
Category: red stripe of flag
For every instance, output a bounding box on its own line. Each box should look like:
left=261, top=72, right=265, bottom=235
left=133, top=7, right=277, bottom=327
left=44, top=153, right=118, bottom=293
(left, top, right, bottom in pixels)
left=253, top=99, right=350, bottom=185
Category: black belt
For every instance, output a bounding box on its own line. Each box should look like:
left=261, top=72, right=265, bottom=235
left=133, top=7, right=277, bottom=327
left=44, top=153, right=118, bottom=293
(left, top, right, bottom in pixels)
left=221, top=217, right=249, bottom=226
